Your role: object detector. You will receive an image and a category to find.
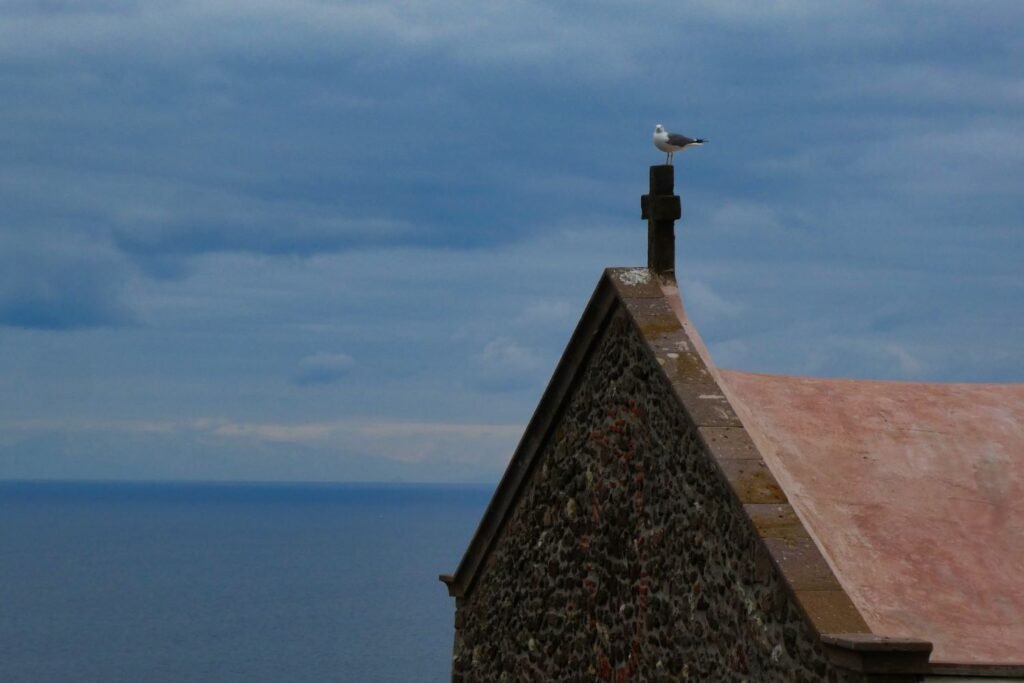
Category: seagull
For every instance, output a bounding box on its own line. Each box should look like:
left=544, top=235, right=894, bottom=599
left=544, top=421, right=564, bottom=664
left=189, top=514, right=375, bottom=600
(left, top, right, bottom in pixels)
left=653, top=124, right=705, bottom=165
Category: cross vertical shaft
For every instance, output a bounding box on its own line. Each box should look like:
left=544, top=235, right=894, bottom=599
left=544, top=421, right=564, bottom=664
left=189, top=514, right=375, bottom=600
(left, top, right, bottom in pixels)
left=640, top=165, right=682, bottom=280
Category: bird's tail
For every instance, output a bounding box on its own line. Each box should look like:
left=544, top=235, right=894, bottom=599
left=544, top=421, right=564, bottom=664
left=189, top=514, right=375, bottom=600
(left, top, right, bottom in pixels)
left=692, top=139, right=706, bottom=145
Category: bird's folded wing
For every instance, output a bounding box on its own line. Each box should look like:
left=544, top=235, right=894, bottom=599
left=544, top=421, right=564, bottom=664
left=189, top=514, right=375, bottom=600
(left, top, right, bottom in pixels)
left=666, top=133, right=696, bottom=146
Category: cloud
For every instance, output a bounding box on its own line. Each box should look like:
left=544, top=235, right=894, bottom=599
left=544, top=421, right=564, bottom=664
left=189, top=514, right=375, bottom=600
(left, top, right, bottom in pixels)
left=0, top=1, right=649, bottom=81
left=704, top=202, right=787, bottom=237
left=850, top=118, right=1024, bottom=198
left=0, top=416, right=521, bottom=480
left=205, top=418, right=336, bottom=442
left=5, top=0, right=1016, bottom=277
left=471, top=337, right=546, bottom=392
left=516, top=299, right=574, bottom=326
left=1, top=0, right=1023, bottom=484
left=680, top=279, right=743, bottom=320
left=109, top=186, right=413, bottom=259
left=344, top=420, right=521, bottom=465
left=196, top=417, right=521, bottom=467
left=0, top=240, right=133, bottom=330
left=291, top=351, right=355, bottom=386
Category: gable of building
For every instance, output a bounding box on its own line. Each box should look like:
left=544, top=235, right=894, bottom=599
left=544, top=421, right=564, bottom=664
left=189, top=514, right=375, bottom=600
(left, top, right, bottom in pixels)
left=442, top=269, right=945, bottom=681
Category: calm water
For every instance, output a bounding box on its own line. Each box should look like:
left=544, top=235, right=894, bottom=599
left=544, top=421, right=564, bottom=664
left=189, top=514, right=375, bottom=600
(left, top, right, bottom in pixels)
left=0, top=481, right=492, bottom=682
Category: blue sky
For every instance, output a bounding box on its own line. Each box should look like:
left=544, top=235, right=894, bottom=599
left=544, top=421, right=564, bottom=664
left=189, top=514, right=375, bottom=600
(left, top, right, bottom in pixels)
left=2, top=1, right=1022, bottom=482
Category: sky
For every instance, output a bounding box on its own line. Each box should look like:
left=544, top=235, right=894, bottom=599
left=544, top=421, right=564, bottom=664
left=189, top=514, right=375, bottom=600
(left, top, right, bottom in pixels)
left=1, top=1, right=1022, bottom=482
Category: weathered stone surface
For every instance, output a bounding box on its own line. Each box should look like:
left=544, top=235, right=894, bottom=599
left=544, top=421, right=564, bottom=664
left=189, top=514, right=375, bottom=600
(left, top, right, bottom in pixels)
left=718, top=460, right=788, bottom=504
left=451, top=309, right=866, bottom=682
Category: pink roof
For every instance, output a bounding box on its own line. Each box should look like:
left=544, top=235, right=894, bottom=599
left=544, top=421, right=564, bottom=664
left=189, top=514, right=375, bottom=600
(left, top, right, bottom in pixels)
left=719, top=370, right=1024, bottom=665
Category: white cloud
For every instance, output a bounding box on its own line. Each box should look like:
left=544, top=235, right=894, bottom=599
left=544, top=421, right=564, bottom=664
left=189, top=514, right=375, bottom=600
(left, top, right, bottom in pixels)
left=851, top=118, right=1024, bottom=197
left=472, top=337, right=546, bottom=392
left=705, top=202, right=784, bottom=235
left=0, top=0, right=647, bottom=80
left=880, top=342, right=927, bottom=377
left=347, top=420, right=521, bottom=465
left=516, top=299, right=574, bottom=325
left=680, top=279, right=743, bottom=320
left=0, top=415, right=521, bottom=474
left=200, top=416, right=521, bottom=468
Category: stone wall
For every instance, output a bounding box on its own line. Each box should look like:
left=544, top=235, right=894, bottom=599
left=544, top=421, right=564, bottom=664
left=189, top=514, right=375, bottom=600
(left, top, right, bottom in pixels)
left=451, top=308, right=863, bottom=683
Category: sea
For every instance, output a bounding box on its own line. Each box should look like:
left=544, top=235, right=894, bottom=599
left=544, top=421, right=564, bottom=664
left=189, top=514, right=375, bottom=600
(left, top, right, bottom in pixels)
left=0, top=481, right=494, bottom=683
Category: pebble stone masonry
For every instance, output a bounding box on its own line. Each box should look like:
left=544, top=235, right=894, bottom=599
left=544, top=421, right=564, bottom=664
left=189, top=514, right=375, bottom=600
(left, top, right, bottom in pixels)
left=441, top=270, right=937, bottom=683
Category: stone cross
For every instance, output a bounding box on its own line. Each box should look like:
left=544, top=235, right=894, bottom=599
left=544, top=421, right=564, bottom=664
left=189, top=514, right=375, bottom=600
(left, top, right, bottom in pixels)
left=640, top=165, right=681, bottom=280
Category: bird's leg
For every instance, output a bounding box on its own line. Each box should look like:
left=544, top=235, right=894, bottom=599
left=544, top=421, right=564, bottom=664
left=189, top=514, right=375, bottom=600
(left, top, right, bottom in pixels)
left=665, top=151, right=671, bottom=165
